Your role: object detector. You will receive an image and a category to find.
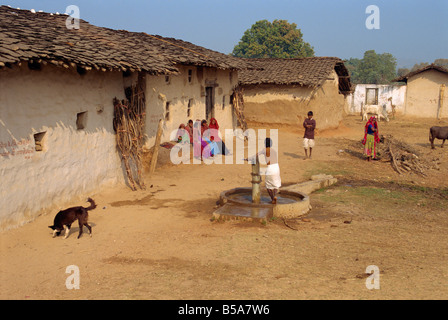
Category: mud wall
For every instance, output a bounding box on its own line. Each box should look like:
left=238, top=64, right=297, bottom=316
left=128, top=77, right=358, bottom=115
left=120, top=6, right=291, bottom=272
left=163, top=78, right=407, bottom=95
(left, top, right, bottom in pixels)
left=145, top=65, right=237, bottom=147
left=405, top=70, right=448, bottom=118
left=0, top=64, right=126, bottom=230
left=242, top=71, right=346, bottom=130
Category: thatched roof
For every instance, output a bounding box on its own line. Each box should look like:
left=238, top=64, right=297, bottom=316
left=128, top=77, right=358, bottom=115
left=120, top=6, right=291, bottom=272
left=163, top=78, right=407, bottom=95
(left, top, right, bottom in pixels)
left=0, top=6, right=249, bottom=74
left=393, top=64, right=448, bottom=83
left=238, top=57, right=352, bottom=95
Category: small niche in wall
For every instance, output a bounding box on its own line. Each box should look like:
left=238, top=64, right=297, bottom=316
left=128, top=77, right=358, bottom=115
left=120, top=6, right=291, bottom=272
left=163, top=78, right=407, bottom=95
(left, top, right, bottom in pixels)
left=165, top=75, right=171, bottom=84
left=187, top=99, right=193, bottom=117
left=76, top=111, right=88, bottom=130
left=188, top=69, right=193, bottom=83
left=165, top=102, right=171, bottom=121
left=34, top=131, right=46, bottom=152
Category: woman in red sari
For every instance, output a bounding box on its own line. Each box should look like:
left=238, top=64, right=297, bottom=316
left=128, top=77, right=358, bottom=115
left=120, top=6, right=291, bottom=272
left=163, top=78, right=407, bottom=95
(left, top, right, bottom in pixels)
left=208, top=117, right=230, bottom=155
left=362, top=116, right=380, bottom=161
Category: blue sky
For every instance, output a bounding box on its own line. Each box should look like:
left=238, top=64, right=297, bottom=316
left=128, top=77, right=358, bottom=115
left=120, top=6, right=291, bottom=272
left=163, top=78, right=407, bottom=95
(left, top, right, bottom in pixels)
left=3, top=0, right=447, bottom=68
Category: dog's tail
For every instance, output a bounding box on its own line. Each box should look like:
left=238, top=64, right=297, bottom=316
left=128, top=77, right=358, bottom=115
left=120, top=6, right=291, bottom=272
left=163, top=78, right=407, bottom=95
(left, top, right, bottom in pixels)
left=85, top=198, right=97, bottom=211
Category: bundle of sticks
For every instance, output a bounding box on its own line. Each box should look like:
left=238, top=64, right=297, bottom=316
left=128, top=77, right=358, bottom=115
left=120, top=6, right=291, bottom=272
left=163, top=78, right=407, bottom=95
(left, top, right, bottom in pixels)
left=378, top=135, right=433, bottom=176
left=113, top=84, right=146, bottom=191
left=232, top=86, right=247, bottom=132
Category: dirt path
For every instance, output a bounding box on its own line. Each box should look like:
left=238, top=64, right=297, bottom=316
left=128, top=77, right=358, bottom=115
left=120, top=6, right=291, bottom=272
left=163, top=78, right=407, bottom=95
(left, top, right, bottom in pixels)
left=1, top=115, right=447, bottom=300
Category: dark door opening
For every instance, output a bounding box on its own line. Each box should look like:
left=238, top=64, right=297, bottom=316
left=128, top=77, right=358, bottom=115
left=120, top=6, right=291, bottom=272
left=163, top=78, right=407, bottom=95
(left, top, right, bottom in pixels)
left=205, top=86, right=215, bottom=120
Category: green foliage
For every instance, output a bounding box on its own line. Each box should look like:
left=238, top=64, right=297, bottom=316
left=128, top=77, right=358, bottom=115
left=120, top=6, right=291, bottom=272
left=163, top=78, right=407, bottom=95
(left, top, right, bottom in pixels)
left=346, top=50, right=397, bottom=84
left=232, top=20, right=314, bottom=58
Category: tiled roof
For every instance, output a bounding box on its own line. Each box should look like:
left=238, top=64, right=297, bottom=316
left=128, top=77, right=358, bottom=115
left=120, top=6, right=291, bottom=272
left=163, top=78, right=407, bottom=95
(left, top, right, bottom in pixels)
left=393, top=64, right=448, bottom=83
left=238, top=57, right=352, bottom=94
left=0, top=6, right=249, bottom=74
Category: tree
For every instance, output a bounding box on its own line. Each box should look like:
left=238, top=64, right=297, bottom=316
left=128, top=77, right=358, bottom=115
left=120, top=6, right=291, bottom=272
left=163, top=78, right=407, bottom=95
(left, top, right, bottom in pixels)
left=433, top=59, right=448, bottom=68
left=347, top=50, right=397, bottom=84
left=345, top=58, right=361, bottom=83
left=232, top=20, right=314, bottom=58
left=397, top=68, right=410, bottom=77
left=377, top=52, right=397, bottom=83
left=410, top=62, right=429, bottom=72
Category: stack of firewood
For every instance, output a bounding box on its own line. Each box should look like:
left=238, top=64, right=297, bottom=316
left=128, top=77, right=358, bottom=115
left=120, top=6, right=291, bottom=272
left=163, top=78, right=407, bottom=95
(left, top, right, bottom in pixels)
left=113, top=81, right=146, bottom=190
left=378, top=135, right=437, bottom=176
left=232, top=86, right=247, bottom=132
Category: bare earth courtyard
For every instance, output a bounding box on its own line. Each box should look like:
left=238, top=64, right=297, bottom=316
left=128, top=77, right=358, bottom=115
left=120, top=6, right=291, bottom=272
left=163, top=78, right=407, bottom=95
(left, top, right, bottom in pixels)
left=0, top=115, right=447, bottom=300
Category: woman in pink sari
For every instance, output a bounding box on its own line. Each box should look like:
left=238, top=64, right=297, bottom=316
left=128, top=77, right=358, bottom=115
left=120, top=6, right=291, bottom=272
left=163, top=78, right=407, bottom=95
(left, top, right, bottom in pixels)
left=193, top=120, right=202, bottom=159
left=193, top=120, right=211, bottom=160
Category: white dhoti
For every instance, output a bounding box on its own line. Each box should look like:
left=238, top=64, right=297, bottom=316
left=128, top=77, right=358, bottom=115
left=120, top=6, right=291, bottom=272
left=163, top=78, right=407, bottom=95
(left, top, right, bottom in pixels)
left=264, top=163, right=281, bottom=190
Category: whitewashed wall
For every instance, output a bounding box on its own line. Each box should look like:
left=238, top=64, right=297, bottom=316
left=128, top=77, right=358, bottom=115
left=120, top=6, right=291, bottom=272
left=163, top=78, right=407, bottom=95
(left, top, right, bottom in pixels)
left=345, top=84, right=407, bottom=115
left=0, top=64, right=126, bottom=230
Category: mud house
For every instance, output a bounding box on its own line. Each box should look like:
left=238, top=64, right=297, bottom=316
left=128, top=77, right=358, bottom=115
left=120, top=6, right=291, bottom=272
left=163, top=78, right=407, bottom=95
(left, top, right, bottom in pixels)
left=0, top=6, right=247, bottom=230
left=345, top=84, right=407, bottom=116
left=393, top=64, right=448, bottom=119
left=237, top=57, right=352, bottom=130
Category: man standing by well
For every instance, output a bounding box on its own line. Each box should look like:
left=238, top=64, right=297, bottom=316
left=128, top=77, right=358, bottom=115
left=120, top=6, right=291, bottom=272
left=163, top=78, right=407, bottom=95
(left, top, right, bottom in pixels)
left=303, top=111, right=316, bottom=159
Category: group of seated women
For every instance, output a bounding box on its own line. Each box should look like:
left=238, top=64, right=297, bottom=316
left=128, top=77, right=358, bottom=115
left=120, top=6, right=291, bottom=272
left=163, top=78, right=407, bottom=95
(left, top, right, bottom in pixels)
left=176, top=117, right=229, bottom=159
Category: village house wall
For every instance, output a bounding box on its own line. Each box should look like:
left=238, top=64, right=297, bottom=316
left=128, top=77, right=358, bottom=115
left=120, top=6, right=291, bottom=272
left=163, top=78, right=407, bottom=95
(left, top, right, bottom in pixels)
left=0, top=64, right=126, bottom=230
left=345, top=84, right=407, bottom=115
left=404, top=70, right=448, bottom=118
left=144, top=65, right=238, bottom=147
left=242, top=71, right=345, bottom=130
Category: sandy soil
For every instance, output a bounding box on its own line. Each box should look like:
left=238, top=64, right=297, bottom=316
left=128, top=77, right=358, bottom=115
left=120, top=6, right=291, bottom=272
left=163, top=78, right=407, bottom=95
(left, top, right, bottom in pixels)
left=1, top=115, right=447, bottom=300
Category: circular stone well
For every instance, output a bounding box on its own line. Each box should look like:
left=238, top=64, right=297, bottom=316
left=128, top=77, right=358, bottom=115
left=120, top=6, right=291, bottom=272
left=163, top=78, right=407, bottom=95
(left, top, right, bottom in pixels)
left=218, top=187, right=311, bottom=219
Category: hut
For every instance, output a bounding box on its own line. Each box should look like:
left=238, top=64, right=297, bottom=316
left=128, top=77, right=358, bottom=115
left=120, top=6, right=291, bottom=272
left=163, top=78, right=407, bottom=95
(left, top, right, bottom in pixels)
left=0, top=6, right=247, bottom=230
left=237, top=57, right=352, bottom=130
left=393, top=64, right=448, bottom=119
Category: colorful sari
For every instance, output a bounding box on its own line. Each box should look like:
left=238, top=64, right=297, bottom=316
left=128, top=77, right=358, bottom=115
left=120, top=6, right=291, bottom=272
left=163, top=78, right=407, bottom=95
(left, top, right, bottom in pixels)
left=176, top=124, right=190, bottom=144
left=193, top=120, right=211, bottom=159
left=208, top=117, right=229, bottom=155
left=362, top=116, right=380, bottom=159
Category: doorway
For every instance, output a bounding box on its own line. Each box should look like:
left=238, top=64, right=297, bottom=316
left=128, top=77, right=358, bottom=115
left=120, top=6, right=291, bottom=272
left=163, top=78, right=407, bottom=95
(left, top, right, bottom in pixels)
left=366, top=88, right=379, bottom=105
left=205, top=86, right=215, bottom=120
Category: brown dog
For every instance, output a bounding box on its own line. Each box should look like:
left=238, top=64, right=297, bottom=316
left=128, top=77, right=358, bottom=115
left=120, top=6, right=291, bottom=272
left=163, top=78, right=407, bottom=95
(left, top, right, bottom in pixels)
left=49, top=198, right=97, bottom=239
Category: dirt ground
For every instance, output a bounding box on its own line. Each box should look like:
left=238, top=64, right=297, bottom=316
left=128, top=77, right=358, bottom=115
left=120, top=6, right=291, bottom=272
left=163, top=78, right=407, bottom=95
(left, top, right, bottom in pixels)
left=1, top=115, right=447, bottom=300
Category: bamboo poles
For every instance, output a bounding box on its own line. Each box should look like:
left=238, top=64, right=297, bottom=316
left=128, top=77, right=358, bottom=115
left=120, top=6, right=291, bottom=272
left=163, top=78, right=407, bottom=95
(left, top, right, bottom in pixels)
left=438, top=84, right=445, bottom=120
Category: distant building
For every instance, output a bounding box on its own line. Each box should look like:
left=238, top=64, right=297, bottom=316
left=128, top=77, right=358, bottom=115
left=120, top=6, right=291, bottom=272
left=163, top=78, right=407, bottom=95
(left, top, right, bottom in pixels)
left=237, top=57, right=352, bottom=130
left=393, top=64, right=448, bottom=118
left=345, top=84, right=407, bottom=116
